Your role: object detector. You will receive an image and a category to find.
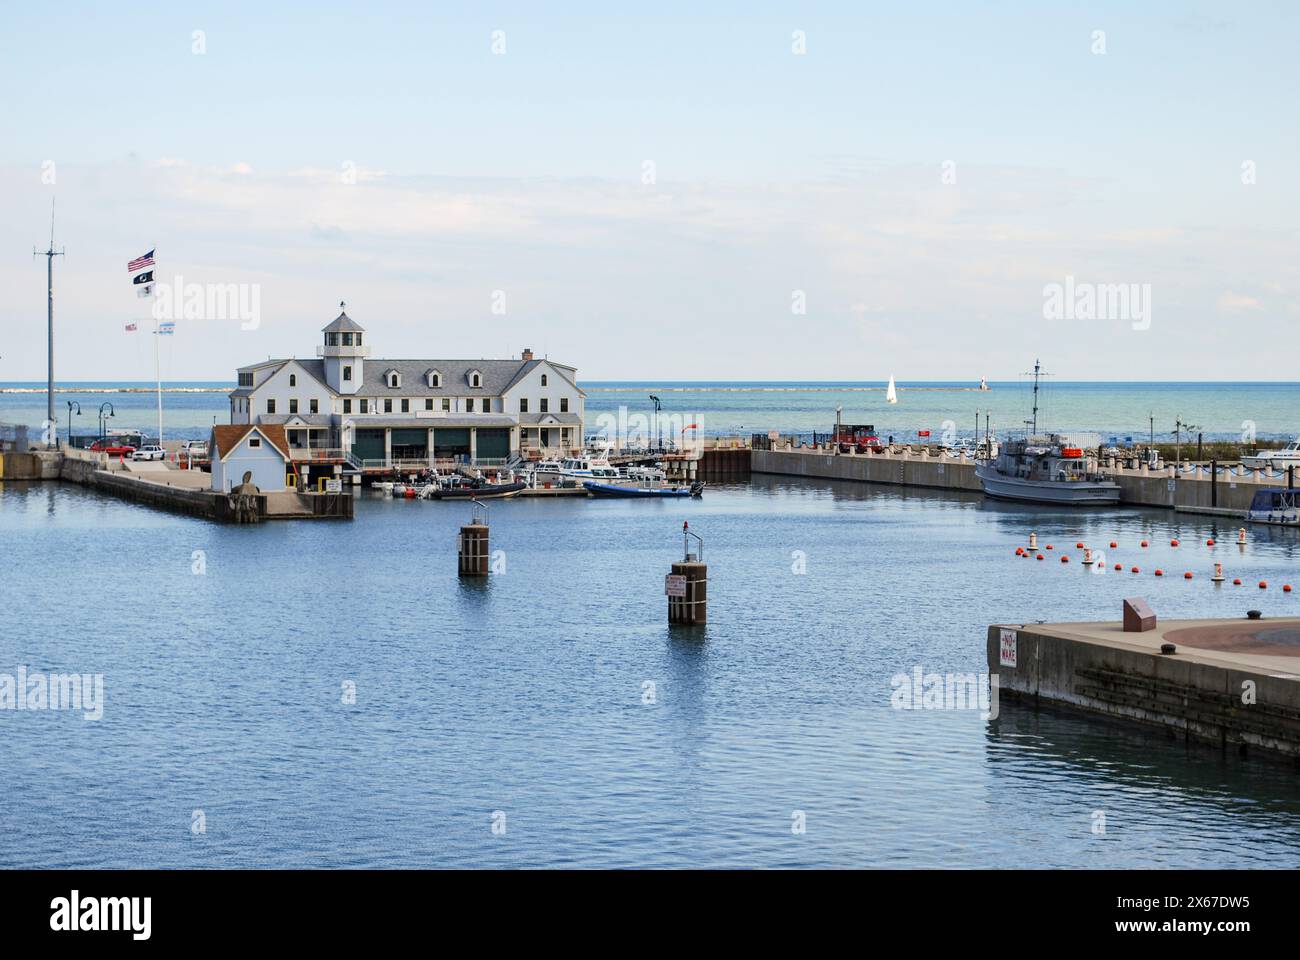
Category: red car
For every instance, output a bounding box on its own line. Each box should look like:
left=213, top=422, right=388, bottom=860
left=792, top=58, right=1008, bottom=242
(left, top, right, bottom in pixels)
left=90, top=439, right=136, bottom=456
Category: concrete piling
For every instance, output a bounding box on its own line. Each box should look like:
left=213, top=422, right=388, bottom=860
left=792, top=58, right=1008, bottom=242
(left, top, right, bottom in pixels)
left=667, top=521, right=708, bottom=625
left=458, top=500, right=490, bottom=577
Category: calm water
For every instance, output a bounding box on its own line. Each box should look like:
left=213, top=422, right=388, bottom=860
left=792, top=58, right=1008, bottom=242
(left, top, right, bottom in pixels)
left=4, top=477, right=1300, bottom=868
left=4, top=379, right=1300, bottom=443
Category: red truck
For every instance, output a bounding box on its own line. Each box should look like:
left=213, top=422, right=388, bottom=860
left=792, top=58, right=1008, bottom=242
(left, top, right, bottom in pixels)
left=833, top=424, right=884, bottom=453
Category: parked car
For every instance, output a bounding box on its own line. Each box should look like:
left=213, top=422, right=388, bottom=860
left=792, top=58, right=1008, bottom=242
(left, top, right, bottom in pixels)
left=89, top=439, right=136, bottom=456
left=180, top=440, right=209, bottom=459
left=132, top=445, right=166, bottom=461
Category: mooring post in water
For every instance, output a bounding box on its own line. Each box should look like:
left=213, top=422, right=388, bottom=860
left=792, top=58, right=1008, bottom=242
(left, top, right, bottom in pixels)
left=458, top=499, right=489, bottom=577
left=667, top=521, right=707, bottom=625
left=1211, top=459, right=1217, bottom=507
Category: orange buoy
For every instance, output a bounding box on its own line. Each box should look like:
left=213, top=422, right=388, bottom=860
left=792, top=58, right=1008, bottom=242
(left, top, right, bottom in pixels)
left=1037, top=554, right=1045, bottom=561
left=1155, top=569, right=1164, bottom=576
left=1061, top=555, right=1069, bottom=563
left=1016, top=547, right=1023, bottom=556
left=1140, top=540, right=1149, bottom=548
left=1285, top=584, right=1294, bottom=593
left=1076, top=541, right=1085, bottom=549
left=1184, top=572, right=1193, bottom=580
left=1171, top=539, right=1179, bottom=547
left=1109, top=541, right=1117, bottom=548
left=1046, top=544, right=1054, bottom=550
left=1259, top=581, right=1268, bottom=589
left=1114, top=563, right=1122, bottom=570
left=1206, top=539, right=1215, bottom=546
left=1131, top=566, right=1140, bottom=573
left=1233, top=578, right=1242, bottom=585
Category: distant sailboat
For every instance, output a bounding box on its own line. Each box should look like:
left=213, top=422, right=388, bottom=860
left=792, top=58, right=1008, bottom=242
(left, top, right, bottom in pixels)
left=886, top=375, right=898, bottom=404
left=979, top=376, right=989, bottom=391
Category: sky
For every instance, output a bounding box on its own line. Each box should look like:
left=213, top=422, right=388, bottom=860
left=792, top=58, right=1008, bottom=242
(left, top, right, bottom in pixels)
left=1, top=1, right=1297, bottom=382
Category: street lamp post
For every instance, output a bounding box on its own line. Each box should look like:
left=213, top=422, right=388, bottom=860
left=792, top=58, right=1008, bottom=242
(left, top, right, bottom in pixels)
left=98, top=401, right=115, bottom=442
left=649, top=394, right=662, bottom=451
left=66, top=401, right=81, bottom=448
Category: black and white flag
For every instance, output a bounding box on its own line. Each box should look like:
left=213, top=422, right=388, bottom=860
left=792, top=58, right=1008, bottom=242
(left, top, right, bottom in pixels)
left=132, top=270, right=154, bottom=285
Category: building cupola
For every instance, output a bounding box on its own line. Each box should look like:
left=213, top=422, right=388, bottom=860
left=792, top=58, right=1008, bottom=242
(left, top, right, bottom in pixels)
left=318, top=301, right=368, bottom=395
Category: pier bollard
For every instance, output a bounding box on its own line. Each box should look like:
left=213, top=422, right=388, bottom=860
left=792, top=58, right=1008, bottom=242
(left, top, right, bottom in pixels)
left=457, top=500, right=489, bottom=577
left=667, top=521, right=707, bottom=625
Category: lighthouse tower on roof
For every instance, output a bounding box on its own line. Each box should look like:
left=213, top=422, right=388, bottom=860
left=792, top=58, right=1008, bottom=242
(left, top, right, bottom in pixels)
left=319, top=302, right=368, bottom=395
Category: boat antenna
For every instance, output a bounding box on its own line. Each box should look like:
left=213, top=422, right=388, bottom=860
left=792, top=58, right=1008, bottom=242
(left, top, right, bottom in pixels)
left=1020, top=359, right=1051, bottom=435
left=34, top=197, right=65, bottom=448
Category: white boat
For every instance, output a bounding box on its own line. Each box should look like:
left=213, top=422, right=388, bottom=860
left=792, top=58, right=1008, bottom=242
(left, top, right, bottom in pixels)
left=557, top=455, right=625, bottom=481
left=1246, top=488, right=1300, bottom=525
left=974, top=360, right=1119, bottom=505
left=1242, top=439, right=1300, bottom=471
left=626, top=464, right=666, bottom=482
left=976, top=436, right=1121, bottom=504
left=979, top=376, right=989, bottom=391
left=886, top=376, right=898, bottom=404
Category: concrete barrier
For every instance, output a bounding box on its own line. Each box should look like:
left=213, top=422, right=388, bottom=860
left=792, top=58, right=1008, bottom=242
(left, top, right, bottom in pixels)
left=753, top=447, right=1282, bottom=515
left=988, top=619, right=1300, bottom=759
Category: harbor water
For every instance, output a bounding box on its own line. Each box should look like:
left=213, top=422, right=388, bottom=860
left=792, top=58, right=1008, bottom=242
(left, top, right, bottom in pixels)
left=4, top=477, right=1300, bottom=868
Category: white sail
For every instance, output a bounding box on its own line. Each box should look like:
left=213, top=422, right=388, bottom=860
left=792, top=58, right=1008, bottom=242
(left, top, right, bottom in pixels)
left=886, top=375, right=897, bottom=404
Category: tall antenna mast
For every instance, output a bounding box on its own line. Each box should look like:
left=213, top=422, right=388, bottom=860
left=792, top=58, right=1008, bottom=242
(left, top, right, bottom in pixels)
left=1020, top=358, right=1051, bottom=435
left=34, top=199, right=66, bottom=447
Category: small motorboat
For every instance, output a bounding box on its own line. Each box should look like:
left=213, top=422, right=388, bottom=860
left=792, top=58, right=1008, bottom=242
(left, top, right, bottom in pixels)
left=422, top=479, right=526, bottom=500
left=1246, top=488, right=1300, bottom=526
left=583, top=480, right=704, bottom=499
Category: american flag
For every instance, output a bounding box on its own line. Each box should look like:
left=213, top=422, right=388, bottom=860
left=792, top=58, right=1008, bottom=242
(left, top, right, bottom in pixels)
left=124, top=322, right=137, bottom=332
left=127, top=249, right=155, bottom=272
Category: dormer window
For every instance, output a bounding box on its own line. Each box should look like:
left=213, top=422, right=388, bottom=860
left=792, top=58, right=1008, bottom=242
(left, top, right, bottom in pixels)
left=467, top=369, right=482, bottom=389
left=384, top=369, right=401, bottom=389
left=425, top=369, right=441, bottom=388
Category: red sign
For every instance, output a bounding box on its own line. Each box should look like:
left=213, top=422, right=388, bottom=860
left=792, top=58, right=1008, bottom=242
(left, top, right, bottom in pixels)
left=917, top=430, right=931, bottom=438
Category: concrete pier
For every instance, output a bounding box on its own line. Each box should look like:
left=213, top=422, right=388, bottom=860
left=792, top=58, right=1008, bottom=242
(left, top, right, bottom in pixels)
left=988, top=616, right=1300, bottom=760
left=2, top=449, right=351, bottom=521
left=753, top=445, right=1286, bottom=516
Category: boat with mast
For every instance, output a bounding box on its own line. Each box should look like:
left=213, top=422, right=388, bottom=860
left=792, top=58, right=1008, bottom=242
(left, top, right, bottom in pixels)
left=886, top=376, right=897, bottom=404
left=974, top=359, right=1120, bottom=505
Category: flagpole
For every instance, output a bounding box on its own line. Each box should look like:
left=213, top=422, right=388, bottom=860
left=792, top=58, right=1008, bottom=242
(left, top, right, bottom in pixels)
left=155, top=323, right=163, bottom=445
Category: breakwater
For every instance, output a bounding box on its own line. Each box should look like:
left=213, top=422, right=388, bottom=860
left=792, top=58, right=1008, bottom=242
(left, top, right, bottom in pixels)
left=751, top=445, right=1289, bottom=515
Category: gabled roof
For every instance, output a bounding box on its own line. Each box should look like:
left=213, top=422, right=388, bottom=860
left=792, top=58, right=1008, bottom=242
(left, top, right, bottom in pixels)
left=209, top=424, right=292, bottom=462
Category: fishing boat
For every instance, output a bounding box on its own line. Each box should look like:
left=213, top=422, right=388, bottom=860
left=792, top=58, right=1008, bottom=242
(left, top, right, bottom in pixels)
left=583, top=480, right=704, bottom=499
left=886, top=376, right=898, bottom=404
left=974, top=360, right=1120, bottom=505
left=1242, top=438, right=1300, bottom=471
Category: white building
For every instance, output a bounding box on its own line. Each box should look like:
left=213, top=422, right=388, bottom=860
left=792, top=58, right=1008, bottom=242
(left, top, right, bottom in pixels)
left=228, top=305, right=585, bottom=465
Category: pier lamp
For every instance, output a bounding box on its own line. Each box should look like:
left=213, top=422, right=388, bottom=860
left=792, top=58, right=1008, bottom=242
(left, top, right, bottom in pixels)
left=98, top=401, right=115, bottom=441
left=649, top=395, right=662, bottom=451
left=65, top=400, right=81, bottom=448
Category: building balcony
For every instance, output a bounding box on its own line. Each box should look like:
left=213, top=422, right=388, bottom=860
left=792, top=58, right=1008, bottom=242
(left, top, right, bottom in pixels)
left=316, top=344, right=371, bottom=357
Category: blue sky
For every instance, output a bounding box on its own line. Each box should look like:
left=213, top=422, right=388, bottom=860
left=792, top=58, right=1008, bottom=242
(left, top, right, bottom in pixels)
left=2, top=1, right=1296, bottom=381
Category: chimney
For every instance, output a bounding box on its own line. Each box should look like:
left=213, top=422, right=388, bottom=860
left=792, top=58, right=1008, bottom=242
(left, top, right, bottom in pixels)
left=522, top=347, right=534, bottom=361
